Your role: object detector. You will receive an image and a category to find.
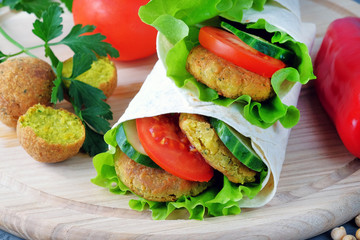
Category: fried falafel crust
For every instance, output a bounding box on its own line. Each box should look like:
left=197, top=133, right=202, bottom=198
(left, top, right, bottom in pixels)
left=0, top=57, right=55, bottom=127
left=186, top=45, right=273, bottom=102
left=114, top=149, right=211, bottom=202
left=179, top=113, right=256, bottom=184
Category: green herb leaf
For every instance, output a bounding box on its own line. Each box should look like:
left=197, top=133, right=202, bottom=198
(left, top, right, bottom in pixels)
left=69, top=50, right=94, bottom=78
left=82, top=105, right=113, bottom=120
left=68, top=79, right=112, bottom=134
left=82, top=108, right=111, bottom=134
left=51, top=62, right=65, bottom=104
left=68, top=80, right=107, bottom=108
left=60, top=24, right=119, bottom=58
left=0, top=51, right=6, bottom=63
left=2, top=0, right=59, bottom=18
left=59, top=24, right=119, bottom=78
left=44, top=45, right=59, bottom=67
left=32, top=3, right=63, bottom=42
left=83, top=124, right=109, bottom=157
left=60, top=0, right=73, bottom=13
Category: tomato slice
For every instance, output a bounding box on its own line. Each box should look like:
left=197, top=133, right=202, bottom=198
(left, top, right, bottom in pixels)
left=198, top=26, right=286, bottom=78
left=136, top=114, right=214, bottom=182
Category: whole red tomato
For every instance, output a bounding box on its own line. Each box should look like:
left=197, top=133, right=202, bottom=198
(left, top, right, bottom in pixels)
left=72, top=0, right=157, bottom=61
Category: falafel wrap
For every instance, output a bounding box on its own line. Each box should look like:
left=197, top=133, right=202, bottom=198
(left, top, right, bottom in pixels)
left=139, top=0, right=315, bottom=129
left=92, top=0, right=316, bottom=220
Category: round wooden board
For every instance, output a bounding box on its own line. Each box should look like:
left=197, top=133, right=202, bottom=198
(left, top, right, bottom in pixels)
left=1, top=1, right=360, bottom=239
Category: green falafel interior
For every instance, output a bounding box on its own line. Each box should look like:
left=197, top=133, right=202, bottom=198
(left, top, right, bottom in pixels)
left=139, top=0, right=316, bottom=129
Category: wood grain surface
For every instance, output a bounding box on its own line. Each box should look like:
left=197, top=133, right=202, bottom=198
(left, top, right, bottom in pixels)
left=1, top=1, right=360, bottom=239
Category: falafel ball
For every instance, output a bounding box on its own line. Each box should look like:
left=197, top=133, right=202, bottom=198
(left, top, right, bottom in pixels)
left=186, top=45, right=273, bottom=102
left=17, top=104, right=85, bottom=163
left=62, top=56, right=117, bottom=99
left=114, top=149, right=211, bottom=202
left=0, top=57, right=55, bottom=127
left=179, top=113, right=256, bottom=184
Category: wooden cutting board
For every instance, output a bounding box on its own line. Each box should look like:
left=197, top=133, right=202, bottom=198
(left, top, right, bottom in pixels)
left=1, top=1, right=360, bottom=239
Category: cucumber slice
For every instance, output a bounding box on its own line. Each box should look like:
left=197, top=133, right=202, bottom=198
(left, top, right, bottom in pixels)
left=221, top=21, right=295, bottom=65
left=116, top=120, right=160, bottom=168
left=210, top=118, right=266, bottom=172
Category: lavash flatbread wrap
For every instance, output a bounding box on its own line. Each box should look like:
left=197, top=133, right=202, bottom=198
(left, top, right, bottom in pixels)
left=139, top=0, right=315, bottom=129
left=91, top=1, right=316, bottom=220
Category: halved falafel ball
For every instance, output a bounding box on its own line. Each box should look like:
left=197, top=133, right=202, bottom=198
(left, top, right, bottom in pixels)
left=186, top=45, right=273, bottom=102
left=179, top=113, right=256, bottom=184
left=0, top=57, right=55, bottom=127
left=17, top=104, right=85, bottom=163
left=62, top=56, right=117, bottom=99
left=114, top=149, right=211, bottom=202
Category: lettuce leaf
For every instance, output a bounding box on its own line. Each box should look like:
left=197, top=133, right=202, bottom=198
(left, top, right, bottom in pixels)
left=91, top=126, right=267, bottom=220
left=139, top=1, right=315, bottom=129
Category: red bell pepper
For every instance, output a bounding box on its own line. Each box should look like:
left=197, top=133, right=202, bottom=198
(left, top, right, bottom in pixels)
left=314, top=17, right=360, bottom=158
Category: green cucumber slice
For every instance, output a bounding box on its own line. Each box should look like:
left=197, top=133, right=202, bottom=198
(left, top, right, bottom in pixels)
left=221, top=21, right=295, bottom=65
left=210, top=118, right=266, bottom=172
left=116, top=120, right=160, bottom=168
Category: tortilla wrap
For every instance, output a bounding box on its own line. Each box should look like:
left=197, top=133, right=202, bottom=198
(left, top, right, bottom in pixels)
left=93, top=0, right=316, bottom=219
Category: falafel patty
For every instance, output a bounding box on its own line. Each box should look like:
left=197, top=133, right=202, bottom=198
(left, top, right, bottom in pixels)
left=186, top=45, right=273, bottom=102
left=179, top=113, right=256, bottom=184
left=114, top=148, right=211, bottom=202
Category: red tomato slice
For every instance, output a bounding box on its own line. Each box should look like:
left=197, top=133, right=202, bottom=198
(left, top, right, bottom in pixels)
left=136, top=114, right=214, bottom=182
left=198, top=26, right=285, bottom=78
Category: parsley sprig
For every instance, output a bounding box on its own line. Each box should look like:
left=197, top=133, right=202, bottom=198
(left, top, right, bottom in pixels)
left=0, top=0, right=72, bottom=17
left=0, top=3, right=120, bottom=156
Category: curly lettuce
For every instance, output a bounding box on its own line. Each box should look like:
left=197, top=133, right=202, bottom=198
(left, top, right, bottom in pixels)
left=139, top=0, right=315, bottom=128
left=91, top=126, right=267, bottom=220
